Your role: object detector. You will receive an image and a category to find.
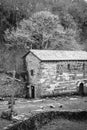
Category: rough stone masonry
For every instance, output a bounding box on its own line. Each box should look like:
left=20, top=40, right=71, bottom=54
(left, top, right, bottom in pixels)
left=24, top=50, right=87, bottom=98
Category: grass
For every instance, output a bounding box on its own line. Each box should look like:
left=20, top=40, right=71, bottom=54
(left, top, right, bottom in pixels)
left=39, top=118, right=87, bottom=130
left=0, top=118, right=12, bottom=130
left=0, top=96, right=87, bottom=129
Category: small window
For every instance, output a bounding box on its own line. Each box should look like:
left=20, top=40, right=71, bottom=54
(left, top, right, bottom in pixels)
left=31, top=70, right=34, bottom=76
left=67, top=64, right=70, bottom=70
left=83, top=63, right=85, bottom=70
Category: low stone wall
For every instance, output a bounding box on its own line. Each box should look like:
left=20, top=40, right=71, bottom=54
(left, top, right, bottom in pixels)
left=5, top=110, right=87, bottom=130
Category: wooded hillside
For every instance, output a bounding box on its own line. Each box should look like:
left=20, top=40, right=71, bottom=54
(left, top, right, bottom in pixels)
left=0, top=0, right=87, bottom=73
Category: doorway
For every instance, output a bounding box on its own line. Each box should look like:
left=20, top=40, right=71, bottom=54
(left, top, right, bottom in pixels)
left=31, top=86, right=35, bottom=98
left=79, top=83, right=84, bottom=95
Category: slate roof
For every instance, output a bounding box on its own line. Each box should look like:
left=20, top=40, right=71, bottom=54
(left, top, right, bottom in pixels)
left=27, top=49, right=87, bottom=61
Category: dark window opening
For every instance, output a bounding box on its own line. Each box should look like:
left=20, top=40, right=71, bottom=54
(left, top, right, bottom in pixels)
left=79, top=83, right=84, bottom=95
left=67, top=64, right=70, bottom=70
left=31, top=86, right=35, bottom=98
left=31, top=69, right=34, bottom=76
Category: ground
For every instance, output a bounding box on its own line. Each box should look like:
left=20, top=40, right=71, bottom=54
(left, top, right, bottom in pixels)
left=39, top=119, right=87, bottom=130
left=0, top=96, right=87, bottom=130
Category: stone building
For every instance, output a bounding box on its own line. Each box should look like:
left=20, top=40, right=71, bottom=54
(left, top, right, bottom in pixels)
left=23, top=50, right=87, bottom=98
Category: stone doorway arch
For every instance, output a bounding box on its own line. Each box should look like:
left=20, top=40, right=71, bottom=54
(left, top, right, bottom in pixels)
left=78, top=82, right=84, bottom=95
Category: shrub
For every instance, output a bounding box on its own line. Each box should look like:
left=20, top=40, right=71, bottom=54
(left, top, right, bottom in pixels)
left=1, top=110, right=12, bottom=120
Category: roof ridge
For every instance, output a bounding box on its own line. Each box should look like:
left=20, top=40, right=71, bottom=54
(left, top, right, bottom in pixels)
left=30, top=49, right=86, bottom=52
left=28, top=49, right=87, bottom=61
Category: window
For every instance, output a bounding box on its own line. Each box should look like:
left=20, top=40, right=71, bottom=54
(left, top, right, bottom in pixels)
left=31, top=69, right=34, bottom=76
left=67, top=64, right=70, bottom=70
left=56, top=64, right=63, bottom=73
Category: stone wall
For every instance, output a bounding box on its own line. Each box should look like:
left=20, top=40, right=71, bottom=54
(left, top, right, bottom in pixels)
left=26, top=52, right=41, bottom=97
left=37, top=61, right=87, bottom=97
left=5, top=111, right=87, bottom=130
left=26, top=52, right=87, bottom=98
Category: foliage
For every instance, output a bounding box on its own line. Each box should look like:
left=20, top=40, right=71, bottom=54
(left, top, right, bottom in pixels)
left=0, top=2, right=27, bottom=44
left=68, top=0, right=87, bottom=43
left=1, top=110, right=12, bottom=120
left=0, top=0, right=87, bottom=46
left=1, top=109, right=17, bottom=120
left=0, top=0, right=87, bottom=76
left=6, top=11, right=81, bottom=50
left=52, top=3, right=76, bottom=30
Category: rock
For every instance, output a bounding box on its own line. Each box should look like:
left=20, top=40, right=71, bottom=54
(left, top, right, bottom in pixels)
left=41, top=99, right=45, bottom=102
left=12, top=116, right=20, bottom=122
left=70, top=98, right=77, bottom=100
left=46, top=97, right=49, bottom=100
left=0, top=97, right=4, bottom=101
left=52, top=97, right=56, bottom=100
left=8, top=124, right=13, bottom=127
left=8, top=98, right=15, bottom=105
left=3, top=127, right=8, bottom=130
left=12, top=115, right=23, bottom=121
left=12, top=111, right=18, bottom=116
left=1, top=109, right=17, bottom=120
left=40, top=106, right=44, bottom=109
left=33, top=99, right=44, bottom=103
left=12, top=114, right=29, bottom=122
left=59, top=105, right=63, bottom=108
left=1, top=110, right=12, bottom=120
left=57, top=103, right=63, bottom=108
left=48, top=104, right=55, bottom=108
left=35, top=109, right=44, bottom=112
